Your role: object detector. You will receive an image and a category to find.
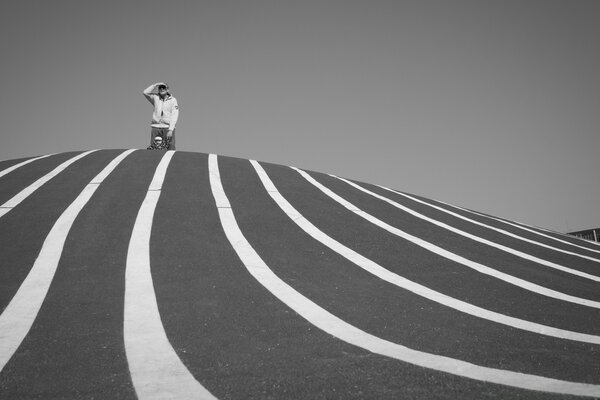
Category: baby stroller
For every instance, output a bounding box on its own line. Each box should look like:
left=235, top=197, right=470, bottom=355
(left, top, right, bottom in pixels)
left=147, top=135, right=172, bottom=150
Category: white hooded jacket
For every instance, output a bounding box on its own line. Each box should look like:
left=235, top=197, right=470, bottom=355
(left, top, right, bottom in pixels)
left=143, top=84, right=180, bottom=130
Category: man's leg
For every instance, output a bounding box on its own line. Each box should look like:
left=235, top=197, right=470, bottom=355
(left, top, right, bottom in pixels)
left=168, top=130, right=176, bottom=150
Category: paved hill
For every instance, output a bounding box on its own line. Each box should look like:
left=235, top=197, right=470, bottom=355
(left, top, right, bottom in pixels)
left=0, top=149, right=599, bottom=399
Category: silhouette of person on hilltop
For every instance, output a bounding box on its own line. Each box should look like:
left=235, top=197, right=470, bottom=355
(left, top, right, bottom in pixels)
left=143, top=82, right=179, bottom=150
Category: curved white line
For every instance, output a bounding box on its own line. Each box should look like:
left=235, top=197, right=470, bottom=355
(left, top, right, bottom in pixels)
left=383, top=186, right=600, bottom=259
left=124, top=151, right=217, bottom=400
left=425, top=195, right=600, bottom=254
left=375, top=183, right=600, bottom=264
left=208, top=155, right=600, bottom=398
left=0, top=149, right=136, bottom=372
left=291, top=167, right=600, bottom=309
left=332, top=176, right=600, bottom=276
left=0, top=150, right=98, bottom=219
left=257, top=162, right=600, bottom=339
left=0, top=154, right=54, bottom=180
left=241, top=163, right=600, bottom=343
left=465, top=206, right=600, bottom=250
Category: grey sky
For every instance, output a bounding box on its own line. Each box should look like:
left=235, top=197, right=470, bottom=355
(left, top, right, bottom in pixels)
left=1, top=0, right=598, bottom=233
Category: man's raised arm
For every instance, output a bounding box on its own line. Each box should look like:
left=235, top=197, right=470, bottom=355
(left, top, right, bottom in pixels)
left=143, top=82, right=163, bottom=104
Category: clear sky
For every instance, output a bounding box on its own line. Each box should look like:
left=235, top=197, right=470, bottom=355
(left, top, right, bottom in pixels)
left=1, top=0, right=598, bottom=233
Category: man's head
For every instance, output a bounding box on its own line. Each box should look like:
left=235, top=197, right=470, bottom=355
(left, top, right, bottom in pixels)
left=154, top=136, right=163, bottom=145
left=157, top=83, right=169, bottom=98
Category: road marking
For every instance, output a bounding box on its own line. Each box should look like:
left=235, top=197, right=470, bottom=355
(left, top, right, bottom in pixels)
left=331, top=176, right=600, bottom=274
left=208, top=154, right=600, bottom=398
left=290, top=167, right=600, bottom=309
left=465, top=212, right=600, bottom=249
left=253, top=161, right=600, bottom=342
left=410, top=193, right=600, bottom=254
left=379, top=184, right=600, bottom=259
left=124, top=151, right=217, bottom=400
left=0, top=149, right=136, bottom=372
left=455, top=203, right=600, bottom=252
left=0, top=154, right=54, bottom=180
left=0, top=150, right=98, bottom=219
left=234, top=161, right=600, bottom=343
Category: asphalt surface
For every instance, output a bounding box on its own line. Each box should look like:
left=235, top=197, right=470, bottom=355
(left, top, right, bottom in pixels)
left=0, top=150, right=599, bottom=399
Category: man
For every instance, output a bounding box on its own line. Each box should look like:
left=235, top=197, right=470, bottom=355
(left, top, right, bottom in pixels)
left=143, top=82, right=179, bottom=150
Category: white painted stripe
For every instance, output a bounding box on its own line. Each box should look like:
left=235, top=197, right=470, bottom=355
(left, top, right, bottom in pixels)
left=330, top=176, right=600, bottom=277
left=496, top=218, right=600, bottom=247
left=0, top=154, right=54, bottom=179
left=405, top=192, right=600, bottom=253
left=0, top=150, right=98, bottom=215
left=254, top=162, right=600, bottom=341
left=0, top=150, right=136, bottom=372
left=439, top=200, right=600, bottom=254
left=238, top=164, right=600, bottom=344
left=374, top=184, right=600, bottom=263
left=209, top=155, right=600, bottom=398
left=124, top=151, right=217, bottom=400
left=148, top=151, right=176, bottom=191
left=290, top=167, right=600, bottom=309
left=89, top=149, right=135, bottom=184
left=208, top=154, right=231, bottom=209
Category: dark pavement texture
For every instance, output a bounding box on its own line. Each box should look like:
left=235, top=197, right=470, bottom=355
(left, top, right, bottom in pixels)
left=0, top=150, right=598, bottom=400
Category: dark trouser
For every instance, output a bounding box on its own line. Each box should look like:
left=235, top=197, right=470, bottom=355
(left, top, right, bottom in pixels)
left=150, top=127, right=176, bottom=150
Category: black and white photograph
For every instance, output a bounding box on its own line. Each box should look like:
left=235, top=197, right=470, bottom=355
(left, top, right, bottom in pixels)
left=0, top=1, right=599, bottom=398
